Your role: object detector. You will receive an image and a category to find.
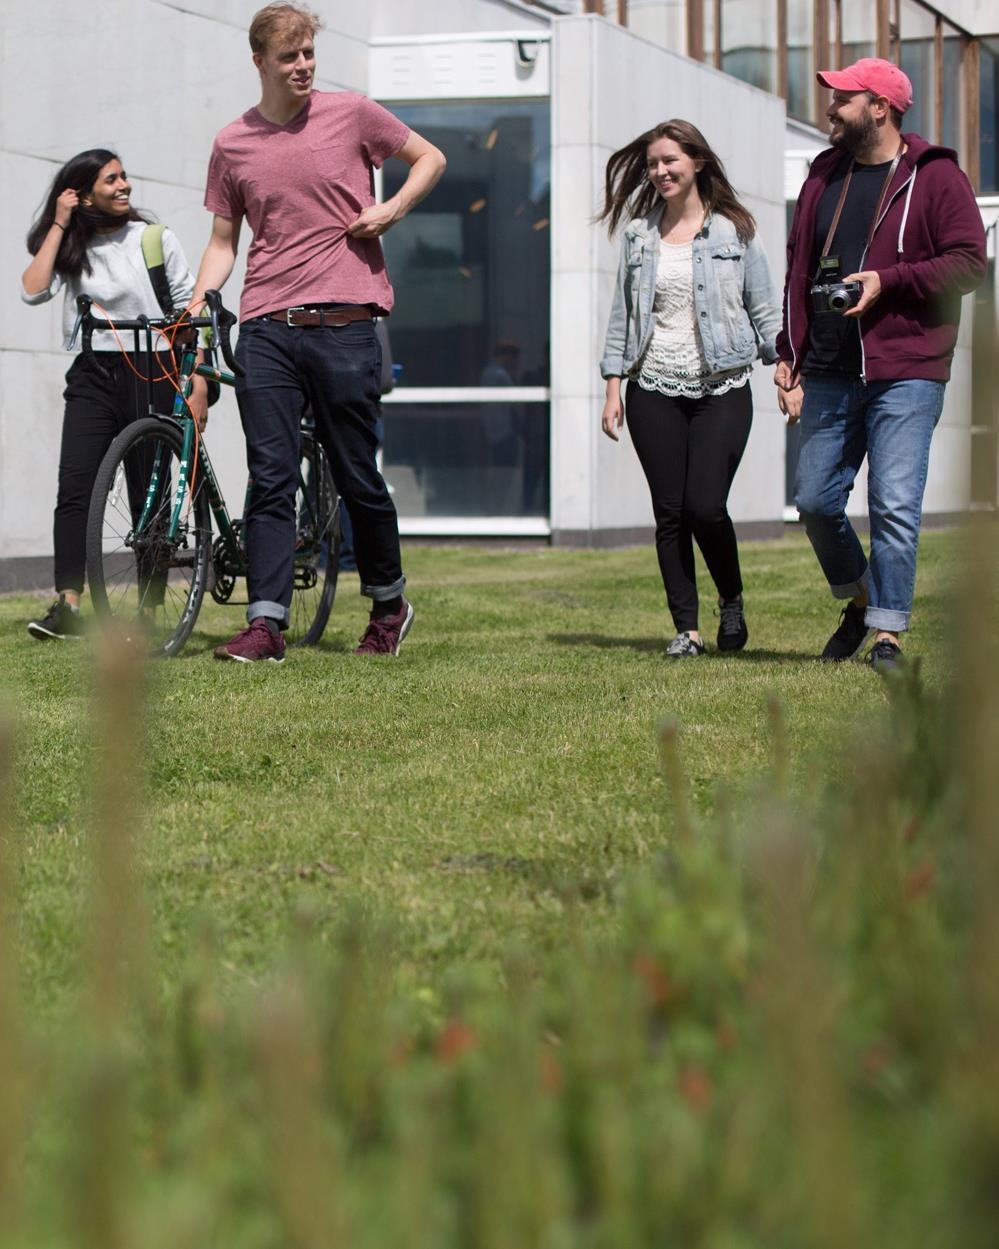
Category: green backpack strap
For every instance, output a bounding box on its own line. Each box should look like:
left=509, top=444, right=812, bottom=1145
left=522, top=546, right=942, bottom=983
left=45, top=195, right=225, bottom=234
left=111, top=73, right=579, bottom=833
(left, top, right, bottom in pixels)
left=140, top=223, right=175, bottom=315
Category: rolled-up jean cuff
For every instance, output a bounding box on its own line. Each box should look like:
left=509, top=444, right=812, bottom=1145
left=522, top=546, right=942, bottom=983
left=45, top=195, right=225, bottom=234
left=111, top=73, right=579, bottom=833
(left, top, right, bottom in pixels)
left=248, top=600, right=290, bottom=626
left=865, top=607, right=909, bottom=633
left=361, top=575, right=406, bottom=602
left=830, top=567, right=870, bottom=600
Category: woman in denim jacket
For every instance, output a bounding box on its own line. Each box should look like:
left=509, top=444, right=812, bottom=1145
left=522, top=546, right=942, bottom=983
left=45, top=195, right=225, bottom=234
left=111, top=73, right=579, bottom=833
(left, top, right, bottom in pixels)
left=599, top=120, right=790, bottom=657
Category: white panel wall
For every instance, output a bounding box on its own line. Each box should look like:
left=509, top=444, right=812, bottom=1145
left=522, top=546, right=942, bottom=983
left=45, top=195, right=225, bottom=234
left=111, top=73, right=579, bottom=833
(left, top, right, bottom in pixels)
left=550, top=16, right=788, bottom=542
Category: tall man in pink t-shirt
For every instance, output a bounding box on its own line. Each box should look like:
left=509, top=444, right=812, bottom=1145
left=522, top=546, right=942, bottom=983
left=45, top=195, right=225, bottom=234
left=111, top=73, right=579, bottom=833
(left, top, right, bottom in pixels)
left=193, top=2, right=445, bottom=663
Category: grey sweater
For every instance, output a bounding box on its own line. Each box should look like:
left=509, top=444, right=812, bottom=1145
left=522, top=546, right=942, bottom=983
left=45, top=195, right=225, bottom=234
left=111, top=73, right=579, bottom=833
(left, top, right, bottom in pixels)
left=21, top=221, right=195, bottom=353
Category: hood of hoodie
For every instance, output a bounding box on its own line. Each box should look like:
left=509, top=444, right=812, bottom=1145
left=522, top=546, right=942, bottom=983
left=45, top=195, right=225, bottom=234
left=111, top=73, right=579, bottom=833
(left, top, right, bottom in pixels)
left=807, top=133, right=959, bottom=259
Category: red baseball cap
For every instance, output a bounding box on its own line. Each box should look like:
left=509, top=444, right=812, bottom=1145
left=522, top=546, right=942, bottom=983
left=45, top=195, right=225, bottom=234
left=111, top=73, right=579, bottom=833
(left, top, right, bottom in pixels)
left=816, top=58, right=913, bottom=114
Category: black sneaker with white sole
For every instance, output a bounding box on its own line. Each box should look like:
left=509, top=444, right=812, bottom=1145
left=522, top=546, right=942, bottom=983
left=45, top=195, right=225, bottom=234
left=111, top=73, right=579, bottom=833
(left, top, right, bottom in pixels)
left=666, top=632, right=705, bottom=658
left=27, top=596, right=86, bottom=641
left=867, top=638, right=902, bottom=673
left=820, top=601, right=869, bottom=661
left=716, top=595, right=748, bottom=653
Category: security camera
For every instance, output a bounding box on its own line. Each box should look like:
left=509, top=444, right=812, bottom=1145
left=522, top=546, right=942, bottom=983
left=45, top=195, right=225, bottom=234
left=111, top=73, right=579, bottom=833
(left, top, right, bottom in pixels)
left=516, top=40, right=540, bottom=67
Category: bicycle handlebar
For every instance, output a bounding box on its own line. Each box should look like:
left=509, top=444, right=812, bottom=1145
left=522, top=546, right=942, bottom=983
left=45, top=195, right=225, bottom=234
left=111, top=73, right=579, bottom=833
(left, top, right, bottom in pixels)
left=73, top=290, right=244, bottom=379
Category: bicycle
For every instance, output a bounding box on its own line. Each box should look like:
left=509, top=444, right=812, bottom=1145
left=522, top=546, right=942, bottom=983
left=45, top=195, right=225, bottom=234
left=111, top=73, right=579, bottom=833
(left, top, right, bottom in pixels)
left=78, top=290, right=342, bottom=658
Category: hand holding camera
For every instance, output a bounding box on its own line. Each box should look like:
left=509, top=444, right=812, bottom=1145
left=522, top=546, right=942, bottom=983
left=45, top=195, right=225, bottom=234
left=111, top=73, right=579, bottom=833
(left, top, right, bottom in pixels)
left=811, top=256, right=882, bottom=319
left=811, top=255, right=862, bottom=315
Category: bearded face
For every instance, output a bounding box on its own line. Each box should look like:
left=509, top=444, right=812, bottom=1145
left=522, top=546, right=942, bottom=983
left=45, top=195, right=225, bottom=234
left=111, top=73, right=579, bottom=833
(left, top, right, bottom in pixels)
left=827, top=93, right=880, bottom=158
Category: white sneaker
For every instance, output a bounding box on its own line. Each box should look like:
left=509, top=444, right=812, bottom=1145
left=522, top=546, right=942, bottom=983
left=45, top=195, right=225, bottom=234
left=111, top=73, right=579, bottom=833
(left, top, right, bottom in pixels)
left=666, top=632, right=705, bottom=658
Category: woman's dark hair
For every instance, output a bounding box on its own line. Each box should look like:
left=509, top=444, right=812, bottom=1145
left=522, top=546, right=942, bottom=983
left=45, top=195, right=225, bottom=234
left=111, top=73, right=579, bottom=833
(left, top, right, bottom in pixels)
left=597, top=119, right=756, bottom=243
left=26, top=149, right=149, bottom=278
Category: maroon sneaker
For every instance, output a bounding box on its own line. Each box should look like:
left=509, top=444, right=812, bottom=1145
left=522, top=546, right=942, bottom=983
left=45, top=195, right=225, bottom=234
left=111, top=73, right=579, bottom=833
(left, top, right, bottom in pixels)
left=213, top=618, right=286, bottom=664
left=354, top=599, right=414, bottom=657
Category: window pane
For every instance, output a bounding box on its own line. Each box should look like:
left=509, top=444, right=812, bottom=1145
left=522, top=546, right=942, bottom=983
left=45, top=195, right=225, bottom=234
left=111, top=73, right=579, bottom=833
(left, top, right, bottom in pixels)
left=625, top=0, right=686, bottom=53
left=380, top=101, right=550, bottom=389
left=899, top=0, right=936, bottom=140
left=704, top=0, right=716, bottom=65
left=839, top=0, right=876, bottom=64
left=787, top=2, right=815, bottom=124
left=382, top=404, right=550, bottom=517
left=941, top=24, right=962, bottom=154
left=721, top=0, right=777, bottom=95
left=981, top=36, right=999, bottom=192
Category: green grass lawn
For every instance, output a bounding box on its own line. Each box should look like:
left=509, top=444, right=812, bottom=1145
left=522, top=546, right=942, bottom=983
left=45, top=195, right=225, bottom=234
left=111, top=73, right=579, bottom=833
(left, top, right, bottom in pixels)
left=1, top=530, right=959, bottom=1007
left=4, top=528, right=997, bottom=1249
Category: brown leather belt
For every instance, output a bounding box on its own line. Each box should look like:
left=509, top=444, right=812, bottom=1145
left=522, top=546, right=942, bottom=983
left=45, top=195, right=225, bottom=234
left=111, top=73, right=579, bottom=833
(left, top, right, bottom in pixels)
left=269, top=305, right=374, bottom=327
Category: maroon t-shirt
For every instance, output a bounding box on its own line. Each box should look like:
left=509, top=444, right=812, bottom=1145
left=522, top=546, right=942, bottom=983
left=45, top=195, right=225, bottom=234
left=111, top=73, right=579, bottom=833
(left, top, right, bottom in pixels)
left=204, top=91, right=410, bottom=320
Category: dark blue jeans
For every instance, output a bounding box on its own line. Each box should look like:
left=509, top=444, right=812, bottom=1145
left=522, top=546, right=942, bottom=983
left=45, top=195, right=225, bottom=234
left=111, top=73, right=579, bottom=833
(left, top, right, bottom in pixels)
left=234, top=317, right=404, bottom=624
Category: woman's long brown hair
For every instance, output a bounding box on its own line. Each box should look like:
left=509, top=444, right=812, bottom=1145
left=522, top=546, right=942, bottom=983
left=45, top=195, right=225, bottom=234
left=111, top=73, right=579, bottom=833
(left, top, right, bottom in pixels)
left=597, top=119, right=756, bottom=243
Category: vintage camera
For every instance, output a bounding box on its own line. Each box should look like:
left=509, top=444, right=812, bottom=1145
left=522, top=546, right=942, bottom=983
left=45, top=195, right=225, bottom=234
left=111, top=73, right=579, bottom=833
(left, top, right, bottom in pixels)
left=810, top=256, right=862, bottom=315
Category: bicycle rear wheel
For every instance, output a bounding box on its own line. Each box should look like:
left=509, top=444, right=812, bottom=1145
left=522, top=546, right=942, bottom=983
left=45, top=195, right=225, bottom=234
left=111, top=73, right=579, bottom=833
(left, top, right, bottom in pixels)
left=86, top=417, right=212, bottom=657
left=287, top=431, right=340, bottom=646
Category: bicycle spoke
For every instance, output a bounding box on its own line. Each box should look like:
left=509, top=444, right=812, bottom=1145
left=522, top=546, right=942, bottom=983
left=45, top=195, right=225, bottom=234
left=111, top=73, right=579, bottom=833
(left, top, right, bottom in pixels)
left=88, top=421, right=211, bottom=656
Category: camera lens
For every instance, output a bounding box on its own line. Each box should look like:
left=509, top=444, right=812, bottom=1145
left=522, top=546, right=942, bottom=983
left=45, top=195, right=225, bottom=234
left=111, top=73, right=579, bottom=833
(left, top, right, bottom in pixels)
left=828, top=290, right=850, bottom=312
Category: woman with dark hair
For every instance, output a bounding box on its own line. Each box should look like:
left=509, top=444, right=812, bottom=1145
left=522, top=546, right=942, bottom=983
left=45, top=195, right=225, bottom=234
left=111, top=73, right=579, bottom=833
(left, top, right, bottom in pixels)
left=599, top=120, right=793, bottom=657
left=21, top=149, right=206, bottom=640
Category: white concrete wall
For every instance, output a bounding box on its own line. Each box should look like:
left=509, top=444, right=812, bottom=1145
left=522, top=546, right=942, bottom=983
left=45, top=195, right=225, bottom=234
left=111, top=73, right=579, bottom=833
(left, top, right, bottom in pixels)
left=933, top=0, right=999, bottom=36
left=550, top=16, right=788, bottom=542
left=0, top=0, right=368, bottom=575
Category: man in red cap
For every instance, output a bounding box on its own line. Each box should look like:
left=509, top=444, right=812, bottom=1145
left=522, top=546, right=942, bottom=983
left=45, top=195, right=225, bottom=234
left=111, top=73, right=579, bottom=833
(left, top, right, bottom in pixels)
left=775, top=57, right=986, bottom=672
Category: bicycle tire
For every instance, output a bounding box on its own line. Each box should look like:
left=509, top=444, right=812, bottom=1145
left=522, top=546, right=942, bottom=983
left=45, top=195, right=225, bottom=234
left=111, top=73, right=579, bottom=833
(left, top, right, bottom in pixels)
left=287, top=432, right=341, bottom=647
left=86, top=417, right=212, bottom=658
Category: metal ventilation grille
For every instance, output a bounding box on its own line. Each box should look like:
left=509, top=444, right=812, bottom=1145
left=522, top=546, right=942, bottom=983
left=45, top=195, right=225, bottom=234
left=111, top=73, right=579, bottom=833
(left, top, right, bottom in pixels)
left=371, top=38, right=551, bottom=100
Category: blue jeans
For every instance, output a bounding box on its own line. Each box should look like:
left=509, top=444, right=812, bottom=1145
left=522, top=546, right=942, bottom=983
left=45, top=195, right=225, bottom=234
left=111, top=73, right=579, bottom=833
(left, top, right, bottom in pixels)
left=794, top=375, right=945, bottom=634
left=234, top=317, right=404, bottom=625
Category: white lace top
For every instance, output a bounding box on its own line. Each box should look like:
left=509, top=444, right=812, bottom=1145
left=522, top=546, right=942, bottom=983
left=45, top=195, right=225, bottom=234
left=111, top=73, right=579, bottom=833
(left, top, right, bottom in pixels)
left=636, top=240, right=751, bottom=398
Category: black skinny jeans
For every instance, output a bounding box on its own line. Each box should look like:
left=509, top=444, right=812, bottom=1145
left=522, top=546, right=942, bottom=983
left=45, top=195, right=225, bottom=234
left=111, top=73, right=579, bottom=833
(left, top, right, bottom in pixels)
left=625, top=381, right=753, bottom=633
left=55, top=353, right=178, bottom=593
left=234, top=317, right=404, bottom=624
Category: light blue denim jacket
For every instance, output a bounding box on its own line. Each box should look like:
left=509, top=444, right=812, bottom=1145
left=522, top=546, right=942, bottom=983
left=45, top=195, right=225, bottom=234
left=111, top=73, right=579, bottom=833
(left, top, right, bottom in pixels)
left=600, top=205, right=781, bottom=380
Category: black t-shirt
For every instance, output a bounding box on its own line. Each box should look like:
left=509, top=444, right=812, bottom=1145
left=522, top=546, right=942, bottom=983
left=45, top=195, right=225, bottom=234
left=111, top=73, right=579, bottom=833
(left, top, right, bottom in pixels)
left=802, top=157, right=894, bottom=377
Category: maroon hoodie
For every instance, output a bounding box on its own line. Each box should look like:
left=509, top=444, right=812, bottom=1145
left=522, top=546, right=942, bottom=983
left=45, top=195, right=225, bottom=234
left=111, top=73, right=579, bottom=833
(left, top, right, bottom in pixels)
left=777, top=133, right=987, bottom=382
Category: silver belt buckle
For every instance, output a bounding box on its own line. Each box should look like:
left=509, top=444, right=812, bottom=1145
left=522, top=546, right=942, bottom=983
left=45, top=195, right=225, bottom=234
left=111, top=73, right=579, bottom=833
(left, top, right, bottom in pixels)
left=286, top=305, right=306, bottom=325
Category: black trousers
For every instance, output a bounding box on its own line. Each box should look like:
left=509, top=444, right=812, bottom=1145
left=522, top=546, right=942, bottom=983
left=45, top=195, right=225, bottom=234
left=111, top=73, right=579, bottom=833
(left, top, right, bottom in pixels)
left=625, top=381, right=753, bottom=633
left=234, top=316, right=404, bottom=623
left=55, top=353, right=178, bottom=593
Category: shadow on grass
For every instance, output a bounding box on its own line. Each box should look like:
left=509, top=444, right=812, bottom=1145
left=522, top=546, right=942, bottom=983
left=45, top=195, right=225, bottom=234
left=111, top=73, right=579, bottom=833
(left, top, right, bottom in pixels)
left=436, top=851, right=612, bottom=902
left=548, top=632, right=815, bottom=662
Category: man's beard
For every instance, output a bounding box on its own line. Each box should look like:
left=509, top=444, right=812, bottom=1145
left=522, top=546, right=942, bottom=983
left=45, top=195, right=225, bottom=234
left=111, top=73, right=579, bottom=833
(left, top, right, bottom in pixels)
left=831, top=111, right=878, bottom=158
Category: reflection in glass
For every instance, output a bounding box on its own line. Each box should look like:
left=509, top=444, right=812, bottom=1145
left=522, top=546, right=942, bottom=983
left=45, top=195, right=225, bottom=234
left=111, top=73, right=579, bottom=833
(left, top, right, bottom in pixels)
left=703, top=0, right=716, bottom=64
left=941, top=24, right=962, bottom=154
left=721, top=0, right=777, bottom=95
left=787, top=1, right=815, bottom=124
left=380, top=101, right=550, bottom=389
left=625, top=0, right=687, bottom=54
left=982, top=37, right=999, bottom=193
left=899, top=0, right=936, bottom=140
left=382, top=404, right=550, bottom=518
left=839, top=0, right=876, bottom=66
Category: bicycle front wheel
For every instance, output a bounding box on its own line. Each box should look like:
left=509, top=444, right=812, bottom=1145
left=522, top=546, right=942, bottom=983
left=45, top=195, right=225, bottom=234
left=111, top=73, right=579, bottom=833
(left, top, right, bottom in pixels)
left=86, top=417, right=212, bottom=657
left=287, top=432, right=341, bottom=647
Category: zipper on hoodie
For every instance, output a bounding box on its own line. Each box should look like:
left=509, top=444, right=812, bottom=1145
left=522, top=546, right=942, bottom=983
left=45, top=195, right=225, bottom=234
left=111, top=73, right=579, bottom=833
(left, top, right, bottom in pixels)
left=854, top=168, right=915, bottom=383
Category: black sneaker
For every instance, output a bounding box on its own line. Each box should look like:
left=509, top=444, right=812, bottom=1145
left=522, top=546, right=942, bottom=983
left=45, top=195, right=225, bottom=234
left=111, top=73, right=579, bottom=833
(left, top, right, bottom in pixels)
left=716, top=595, right=748, bottom=653
left=820, top=601, right=869, bottom=661
left=27, top=596, right=86, bottom=641
left=665, top=632, right=705, bottom=658
left=867, top=638, right=902, bottom=673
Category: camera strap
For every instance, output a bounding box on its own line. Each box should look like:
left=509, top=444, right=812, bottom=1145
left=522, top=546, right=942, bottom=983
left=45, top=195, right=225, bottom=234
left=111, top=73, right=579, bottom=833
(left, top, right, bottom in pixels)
left=819, top=142, right=906, bottom=261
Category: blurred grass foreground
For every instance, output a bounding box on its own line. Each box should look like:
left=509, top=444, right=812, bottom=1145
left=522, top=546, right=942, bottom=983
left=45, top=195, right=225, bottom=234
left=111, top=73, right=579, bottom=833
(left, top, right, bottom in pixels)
left=0, top=529, right=998, bottom=1248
